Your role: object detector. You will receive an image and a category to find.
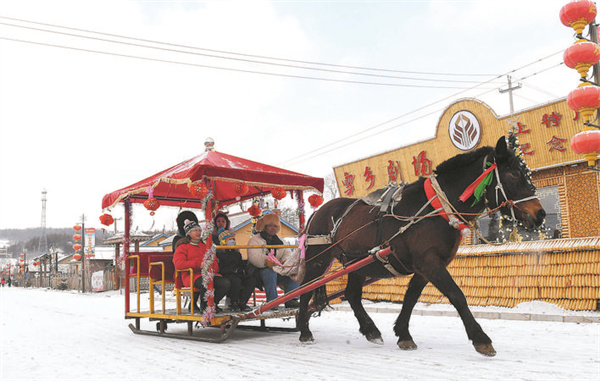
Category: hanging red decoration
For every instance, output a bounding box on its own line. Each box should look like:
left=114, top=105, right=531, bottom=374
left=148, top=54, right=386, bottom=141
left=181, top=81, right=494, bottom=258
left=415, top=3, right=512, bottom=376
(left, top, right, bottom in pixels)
left=234, top=182, right=249, bottom=195
left=560, top=0, right=597, bottom=35
left=144, top=197, right=160, bottom=215
left=271, top=187, right=287, bottom=200
left=73, top=243, right=82, bottom=251
left=571, top=129, right=600, bottom=165
left=73, top=253, right=81, bottom=261
left=563, top=40, right=600, bottom=78
left=190, top=182, right=208, bottom=199
left=20, top=253, right=24, bottom=257
left=99, top=213, right=114, bottom=226
left=73, top=233, right=82, bottom=242
left=73, top=225, right=81, bottom=232
left=567, top=83, right=600, bottom=121
left=308, top=194, right=324, bottom=208
left=248, top=205, right=261, bottom=217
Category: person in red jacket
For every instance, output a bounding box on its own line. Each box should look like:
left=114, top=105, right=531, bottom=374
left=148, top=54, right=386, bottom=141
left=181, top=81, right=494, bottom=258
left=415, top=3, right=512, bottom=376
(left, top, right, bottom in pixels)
left=174, top=219, right=231, bottom=314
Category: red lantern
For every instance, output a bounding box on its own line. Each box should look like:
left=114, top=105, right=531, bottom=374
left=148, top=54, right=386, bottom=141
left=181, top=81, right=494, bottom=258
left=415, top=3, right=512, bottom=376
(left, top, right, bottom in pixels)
left=144, top=197, right=160, bottom=215
left=19, top=253, right=24, bottom=257
left=571, top=129, right=600, bottom=165
left=564, top=40, right=600, bottom=78
left=73, top=233, right=82, bottom=242
left=99, top=213, right=114, bottom=226
left=190, top=182, right=208, bottom=199
left=234, top=182, right=249, bottom=196
left=560, top=0, right=597, bottom=35
left=73, top=225, right=81, bottom=232
left=248, top=205, right=261, bottom=217
left=73, top=243, right=82, bottom=251
left=73, top=253, right=81, bottom=261
left=308, top=194, right=324, bottom=208
left=271, top=187, right=287, bottom=200
left=567, top=83, right=600, bottom=121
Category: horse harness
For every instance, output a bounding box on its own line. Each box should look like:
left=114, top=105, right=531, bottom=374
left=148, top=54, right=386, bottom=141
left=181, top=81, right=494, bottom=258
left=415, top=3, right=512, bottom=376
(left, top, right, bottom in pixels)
left=305, top=156, right=539, bottom=277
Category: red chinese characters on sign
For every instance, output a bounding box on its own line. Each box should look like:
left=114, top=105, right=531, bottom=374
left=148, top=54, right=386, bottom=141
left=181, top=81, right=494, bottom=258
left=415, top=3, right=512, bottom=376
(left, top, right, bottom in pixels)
left=387, top=160, right=403, bottom=182
left=412, top=151, right=432, bottom=177
left=541, top=112, right=562, bottom=128
left=342, top=172, right=355, bottom=196
left=521, top=143, right=534, bottom=156
left=546, top=136, right=567, bottom=152
left=514, top=122, right=530, bottom=135
left=363, top=166, right=375, bottom=190
left=573, top=111, right=579, bottom=121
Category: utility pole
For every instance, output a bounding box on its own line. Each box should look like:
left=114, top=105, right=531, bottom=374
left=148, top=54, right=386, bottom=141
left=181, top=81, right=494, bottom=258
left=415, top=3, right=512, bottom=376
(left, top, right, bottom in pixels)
left=499, top=75, right=522, bottom=115
left=38, top=189, right=48, bottom=255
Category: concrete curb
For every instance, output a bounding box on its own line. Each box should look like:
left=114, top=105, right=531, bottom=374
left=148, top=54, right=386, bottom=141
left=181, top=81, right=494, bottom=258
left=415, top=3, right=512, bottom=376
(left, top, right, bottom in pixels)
left=330, top=305, right=600, bottom=324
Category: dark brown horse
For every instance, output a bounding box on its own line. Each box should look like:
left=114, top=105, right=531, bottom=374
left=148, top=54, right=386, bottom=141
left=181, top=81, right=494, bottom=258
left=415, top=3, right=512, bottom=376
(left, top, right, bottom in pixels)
left=298, top=137, right=545, bottom=356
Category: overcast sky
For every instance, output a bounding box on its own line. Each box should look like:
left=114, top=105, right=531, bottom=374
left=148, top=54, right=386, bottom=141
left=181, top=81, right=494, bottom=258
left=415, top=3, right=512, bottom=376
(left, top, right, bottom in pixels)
left=0, top=0, right=578, bottom=231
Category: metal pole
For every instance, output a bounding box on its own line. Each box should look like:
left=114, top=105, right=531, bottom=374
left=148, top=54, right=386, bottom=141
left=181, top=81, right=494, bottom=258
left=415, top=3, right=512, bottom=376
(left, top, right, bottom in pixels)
left=81, top=218, right=86, bottom=293
left=590, top=22, right=600, bottom=121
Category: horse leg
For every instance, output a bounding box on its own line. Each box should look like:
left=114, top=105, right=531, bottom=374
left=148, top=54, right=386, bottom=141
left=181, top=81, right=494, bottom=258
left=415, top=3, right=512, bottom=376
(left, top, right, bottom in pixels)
left=423, top=260, right=496, bottom=357
left=394, top=273, right=428, bottom=350
left=298, top=290, right=314, bottom=342
left=346, top=272, right=383, bottom=344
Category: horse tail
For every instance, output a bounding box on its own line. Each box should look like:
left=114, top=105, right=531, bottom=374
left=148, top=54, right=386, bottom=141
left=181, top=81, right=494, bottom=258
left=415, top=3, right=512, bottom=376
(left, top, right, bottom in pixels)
left=311, top=285, right=329, bottom=315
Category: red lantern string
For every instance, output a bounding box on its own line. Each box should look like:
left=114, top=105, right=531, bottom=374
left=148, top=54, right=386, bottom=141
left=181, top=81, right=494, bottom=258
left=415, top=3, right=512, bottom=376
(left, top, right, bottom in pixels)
left=99, top=213, right=114, bottom=226
left=143, top=197, right=160, bottom=216
left=308, top=194, right=324, bottom=209
left=248, top=205, right=261, bottom=217
left=271, top=187, right=286, bottom=200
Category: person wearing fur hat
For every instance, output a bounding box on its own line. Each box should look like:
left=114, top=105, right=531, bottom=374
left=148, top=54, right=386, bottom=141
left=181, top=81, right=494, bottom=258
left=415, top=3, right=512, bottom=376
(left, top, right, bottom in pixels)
left=172, top=210, right=199, bottom=251
left=215, top=227, right=256, bottom=312
left=247, top=212, right=300, bottom=308
left=173, top=219, right=231, bottom=314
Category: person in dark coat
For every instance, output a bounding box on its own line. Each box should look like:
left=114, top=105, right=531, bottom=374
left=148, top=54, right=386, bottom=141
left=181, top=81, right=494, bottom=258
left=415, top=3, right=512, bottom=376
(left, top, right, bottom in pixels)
left=213, top=213, right=255, bottom=311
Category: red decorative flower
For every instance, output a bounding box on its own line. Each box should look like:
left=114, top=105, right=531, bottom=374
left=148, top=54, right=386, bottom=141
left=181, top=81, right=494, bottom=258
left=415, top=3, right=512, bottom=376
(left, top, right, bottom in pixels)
left=190, top=182, right=208, bottom=199
left=99, top=213, right=114, bottom=226
left=248, top=205, right=261, bottom=217
left=234, top=182, right=249, bottom=195
left=308, top=194, right=324, bottom=208
left=271, top=187, right=286, bottom=200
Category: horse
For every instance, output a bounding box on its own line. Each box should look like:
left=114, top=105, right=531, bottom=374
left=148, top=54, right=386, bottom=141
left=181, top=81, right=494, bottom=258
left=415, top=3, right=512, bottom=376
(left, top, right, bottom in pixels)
left=298, top=136, right=545, bottom=356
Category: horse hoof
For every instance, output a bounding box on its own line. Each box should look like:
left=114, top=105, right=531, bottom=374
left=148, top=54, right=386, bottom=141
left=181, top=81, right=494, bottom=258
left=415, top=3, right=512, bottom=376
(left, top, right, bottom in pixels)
left=397, top=340, right=418, bottom=350
left=368, top=336, right=384, bottom=345
left=474, top=343, right=496, bottom=357
left=299, top=334, right=314, bottom=343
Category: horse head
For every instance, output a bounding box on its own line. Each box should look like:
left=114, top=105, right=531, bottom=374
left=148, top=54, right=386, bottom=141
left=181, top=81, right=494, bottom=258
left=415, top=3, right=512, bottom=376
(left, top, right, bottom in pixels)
left=485, top=137, right=545, bottom=229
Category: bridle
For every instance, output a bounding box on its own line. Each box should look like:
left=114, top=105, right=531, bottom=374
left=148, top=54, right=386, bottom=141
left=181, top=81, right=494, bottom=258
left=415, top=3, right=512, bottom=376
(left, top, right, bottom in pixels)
left=488, top=158, right=539, bottom=222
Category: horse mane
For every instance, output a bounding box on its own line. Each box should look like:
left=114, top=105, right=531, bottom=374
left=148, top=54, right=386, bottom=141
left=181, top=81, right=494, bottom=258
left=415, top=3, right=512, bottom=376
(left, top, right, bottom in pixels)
left=434, top=146, right=494, bottom=175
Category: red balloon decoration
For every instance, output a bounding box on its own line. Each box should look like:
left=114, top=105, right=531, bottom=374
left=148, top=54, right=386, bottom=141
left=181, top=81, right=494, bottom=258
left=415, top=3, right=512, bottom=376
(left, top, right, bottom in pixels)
left=99, top=213, right=114, bottom=226
left=571, top=129, right=600, bottom=165
left=563, top=40, right=600, bottom=78
left=560, top=0, right=597, bottom=34
left=308, top=194, right=324, bottom=208
left=271, top=187, right=287, bottom=200
left=234, top=182, right=249, bottom=195
left=248, top=205, right=261, bottom=217
left=567, top=83, right=600, bottom=121
left=144, top=197, right=160, bottom=215
left=190, top=182, right=208, bottom=199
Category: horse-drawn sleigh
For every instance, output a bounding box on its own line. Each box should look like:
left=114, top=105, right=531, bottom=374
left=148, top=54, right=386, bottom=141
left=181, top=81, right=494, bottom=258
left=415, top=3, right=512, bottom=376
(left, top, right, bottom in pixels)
left=102, top=137, right=544, bottom=356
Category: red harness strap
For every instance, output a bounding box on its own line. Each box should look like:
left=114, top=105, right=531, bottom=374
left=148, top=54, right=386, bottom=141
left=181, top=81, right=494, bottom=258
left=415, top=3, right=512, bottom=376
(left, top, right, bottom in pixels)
left=423, top=178, right=469, bottom=233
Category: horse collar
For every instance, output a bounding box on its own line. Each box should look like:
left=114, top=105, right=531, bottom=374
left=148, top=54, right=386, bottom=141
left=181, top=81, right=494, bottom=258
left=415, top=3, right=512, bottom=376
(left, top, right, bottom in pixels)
left=423, top=176, right=470, bottom=236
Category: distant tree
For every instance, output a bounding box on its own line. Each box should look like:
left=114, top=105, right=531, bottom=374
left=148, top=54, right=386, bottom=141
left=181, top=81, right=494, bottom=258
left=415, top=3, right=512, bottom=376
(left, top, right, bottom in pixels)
left=324, top=172, right=339, bottom=201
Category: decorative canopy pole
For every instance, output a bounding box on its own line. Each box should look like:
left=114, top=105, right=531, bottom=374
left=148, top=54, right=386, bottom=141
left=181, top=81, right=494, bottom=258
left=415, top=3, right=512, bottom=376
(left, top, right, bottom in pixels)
left=561, top=0, right=600, bottom=166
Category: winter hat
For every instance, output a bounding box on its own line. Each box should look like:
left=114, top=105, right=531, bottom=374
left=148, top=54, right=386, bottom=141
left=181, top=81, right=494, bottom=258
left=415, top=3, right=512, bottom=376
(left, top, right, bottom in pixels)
left=176, top=211, right=198, bottom=237
left=255, top=212, right=280, bottom=233
left=183, top=219, right=201, bottom=235
left=218, top=229, right=236, bottom=245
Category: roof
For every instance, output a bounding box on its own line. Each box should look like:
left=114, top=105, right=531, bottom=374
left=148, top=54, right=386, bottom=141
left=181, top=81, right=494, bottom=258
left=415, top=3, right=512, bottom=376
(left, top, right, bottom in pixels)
left=140, top=233, right=169, bottom=247
left=103, top=231, right=152, bottom=245
left=102, top=140, right=324, bottom=210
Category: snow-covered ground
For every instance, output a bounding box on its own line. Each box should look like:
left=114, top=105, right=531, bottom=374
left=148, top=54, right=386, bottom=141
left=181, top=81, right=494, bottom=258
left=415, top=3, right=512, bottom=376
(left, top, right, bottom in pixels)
left=1, top=287, right=599, bottom=380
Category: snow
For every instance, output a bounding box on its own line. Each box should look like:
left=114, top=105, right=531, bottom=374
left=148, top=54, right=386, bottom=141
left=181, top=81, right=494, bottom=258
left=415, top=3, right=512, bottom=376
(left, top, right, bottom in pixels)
left=1, top=287, right=599, bottom=380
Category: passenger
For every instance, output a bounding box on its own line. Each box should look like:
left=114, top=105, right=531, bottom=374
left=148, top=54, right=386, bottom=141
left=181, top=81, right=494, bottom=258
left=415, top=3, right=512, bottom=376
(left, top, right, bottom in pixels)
left=215, top=228, right=256, bottom=312
left=247, top=213, right=300, bottom=308
left=173, top=219, right=231, bottom=314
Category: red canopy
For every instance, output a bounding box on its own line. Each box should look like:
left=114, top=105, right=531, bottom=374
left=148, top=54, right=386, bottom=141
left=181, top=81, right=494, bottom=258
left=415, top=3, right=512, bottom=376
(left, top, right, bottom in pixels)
left=101, top=145, right=324, bottom=210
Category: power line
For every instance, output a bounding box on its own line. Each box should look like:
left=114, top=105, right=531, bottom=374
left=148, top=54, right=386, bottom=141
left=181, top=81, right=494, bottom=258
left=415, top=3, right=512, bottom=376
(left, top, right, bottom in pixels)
left=0, top=15, right=500, bottom=78
left=0, top=21, right=502, bottom=85
left=0, top=36, right=497, bottom=90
